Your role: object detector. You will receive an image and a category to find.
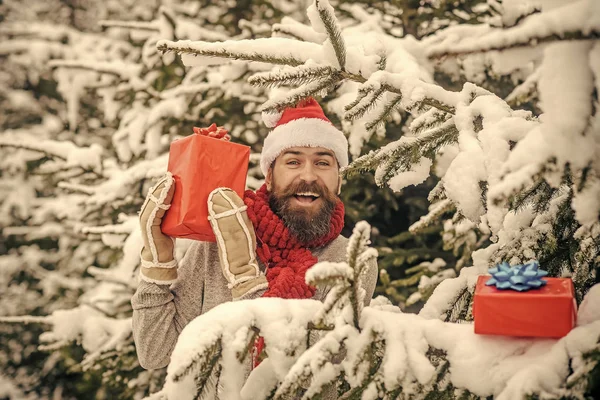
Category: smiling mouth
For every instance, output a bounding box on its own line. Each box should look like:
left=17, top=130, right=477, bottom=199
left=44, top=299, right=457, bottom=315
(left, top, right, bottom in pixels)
left=293, top=192, right=321, bottom=205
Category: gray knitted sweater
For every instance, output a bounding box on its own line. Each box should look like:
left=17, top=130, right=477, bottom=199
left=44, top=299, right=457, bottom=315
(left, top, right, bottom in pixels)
left=131, top=235, right=378, bottom=384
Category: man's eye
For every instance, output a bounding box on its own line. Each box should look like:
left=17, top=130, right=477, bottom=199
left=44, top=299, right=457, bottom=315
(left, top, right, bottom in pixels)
left=287, top=160, right=299, bottom=165
left=317, top=161, right=330, bottom=166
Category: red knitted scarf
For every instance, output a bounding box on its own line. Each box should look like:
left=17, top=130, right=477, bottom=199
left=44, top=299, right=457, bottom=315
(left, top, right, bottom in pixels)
left=243, top=184, right=345, bottom=366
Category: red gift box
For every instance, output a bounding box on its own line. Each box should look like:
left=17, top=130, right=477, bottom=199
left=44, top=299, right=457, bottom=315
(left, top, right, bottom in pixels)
left=161, top=132, right=250, bottom=242
left=473, top=275, right=577, bottom=338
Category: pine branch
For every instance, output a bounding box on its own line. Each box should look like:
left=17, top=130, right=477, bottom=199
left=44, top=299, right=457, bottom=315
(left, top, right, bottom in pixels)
left=364, top=94, right=403, bottom=132
left=427, top=0, right=600, bottom=60
left=343, top=86, right=387, bottom=121
left=445, top=287, right=471, bottom=323
left=236, top=327, right=260, bottom=363
left=409, top=199, right=454, bottom=235
left=434, top=29, right=600, bottom=58
left=428, top=180, right=447, bottom=202
left=38, top=339, right=73, bottom=352
left=272, top=25, right=306, bottom=41
left=171, top=338, right=222, bottom=386
left=259, top=75, right=340, bottom=113
left=506, top=67, right=540, bottom=107
left=343, top=90, right=368, bottom=113
left=99, top=20, right=159, bottom=31
left=275, top=329, right=350, bottom=400
left=345, top=222, right=373, bottom=331
left=157, top=39, right=306, bottom=67
left=58, top=182, right=95, bottom=195
left=48, top=60, right=136, bottom=79
left=374, top=121, right=459, bottom=186
left=0, top=140, right=66, bottom=161
left=0, top=315, right=53, bottom=324
left=340, top=332, right=386, bottom=399
left=248, top=65, right=336, bottom=88
left=307, top=321, right=335, bottom=331
left=158, top=6, right=177, bottom=37
left=410, top=108, right=452, bottom=135
left=344, top=119, right=457, bottom=183
left=312, top=284, right=350, bottom=328
left=272, top=19, right=326, bottom=44
left=315, top=0, right=346, bottom=70
left=377, top=53, right=387, bottom=71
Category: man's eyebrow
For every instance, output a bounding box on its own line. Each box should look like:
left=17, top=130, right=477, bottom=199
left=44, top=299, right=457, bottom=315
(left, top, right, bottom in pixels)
left=281, top=150, right=334, bottom=158
left=315, top=151, right=334, bottom=158
left=282, top=150, right=302, bottom=156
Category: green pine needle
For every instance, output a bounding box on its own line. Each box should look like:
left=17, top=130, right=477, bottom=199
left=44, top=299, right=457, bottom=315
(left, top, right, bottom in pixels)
left=248, top=65, right=335, bottom=88
left=364, top=94, right=403, bottom=132
left=260, top=75, right=340, bottom=113
left=315, top=0, right=346, bottom=70
left=157, top=41, right=305, bottom=67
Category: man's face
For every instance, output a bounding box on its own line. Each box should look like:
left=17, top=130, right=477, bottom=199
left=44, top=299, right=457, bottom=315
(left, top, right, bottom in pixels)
left=266, top=146, right=342, bottom=243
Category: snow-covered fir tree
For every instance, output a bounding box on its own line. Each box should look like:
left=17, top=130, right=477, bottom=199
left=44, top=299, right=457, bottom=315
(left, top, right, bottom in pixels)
left=150, top=0, right=600, bottom=398
left=1, top=0, right=599, bottom=399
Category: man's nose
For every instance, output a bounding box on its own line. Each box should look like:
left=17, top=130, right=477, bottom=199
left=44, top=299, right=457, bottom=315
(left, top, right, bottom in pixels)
left=299, top=164, right=318, bottom=183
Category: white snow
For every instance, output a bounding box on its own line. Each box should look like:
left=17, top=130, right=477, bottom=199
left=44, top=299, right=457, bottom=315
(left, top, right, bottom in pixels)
left=387, top=156, right=432, bottom=192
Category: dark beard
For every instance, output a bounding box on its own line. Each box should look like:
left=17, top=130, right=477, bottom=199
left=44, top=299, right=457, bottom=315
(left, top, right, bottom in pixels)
left=269, top=180, right=337, bottom=244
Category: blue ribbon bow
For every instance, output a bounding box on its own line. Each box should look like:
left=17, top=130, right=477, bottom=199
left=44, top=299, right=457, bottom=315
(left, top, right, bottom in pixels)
left=485, top=261, right=548, bottom=291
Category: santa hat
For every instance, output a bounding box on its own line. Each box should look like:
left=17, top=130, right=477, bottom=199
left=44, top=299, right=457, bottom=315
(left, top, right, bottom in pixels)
left=260, top=98, right=349, bottom=176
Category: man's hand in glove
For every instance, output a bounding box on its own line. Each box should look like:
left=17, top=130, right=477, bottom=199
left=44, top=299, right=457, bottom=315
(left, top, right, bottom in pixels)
left=208, top=188, right=268, bottom=300
left=138, top=172, right=177, bottom=284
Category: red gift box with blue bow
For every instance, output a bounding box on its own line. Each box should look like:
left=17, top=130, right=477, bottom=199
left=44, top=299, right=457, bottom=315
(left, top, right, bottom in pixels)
left=473, top=261, right=577, bottom=338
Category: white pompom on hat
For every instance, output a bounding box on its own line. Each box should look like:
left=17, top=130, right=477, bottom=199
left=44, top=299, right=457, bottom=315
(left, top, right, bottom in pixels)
left=260, top=98, right=349, bottom=176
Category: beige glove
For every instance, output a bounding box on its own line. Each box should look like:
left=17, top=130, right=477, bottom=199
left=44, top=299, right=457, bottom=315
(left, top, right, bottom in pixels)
left=208, top=188, right=268, bottom=300
left=138, top=172, right=177, bottom=284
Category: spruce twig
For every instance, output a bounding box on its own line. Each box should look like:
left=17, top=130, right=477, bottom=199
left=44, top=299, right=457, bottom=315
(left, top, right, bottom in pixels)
left=99, top=20, right=159, bottom=31
left=315, top=0, right=346, bottom=70
left=344, top=86, right=386, bottom=121
left=429, top=29, right=600, bottom=59
left=171, top=338, right=222, bottom=389
left=410, top=108, right=451, bottom=135
left=248, top=65, right=336, bottom=88
left=260, top=75, right=339, bottom=113
left=345, top=222, right=373, bottom=331
left=236, top=327, right=260, bottom=363
left=409, top=199, right=454, bottom=235
left=375, top=123, right=459, bottom=186
left=340, top=332, right=385, bottom=400
left=274, top=331, right=349, bottom=400
left=364, top=94, right=403, bottom=132
left=343, top=119, right=458, bottom=183
left=0, top=315, right=53, bottom=324
left=157, top=40, right=305, bottom=67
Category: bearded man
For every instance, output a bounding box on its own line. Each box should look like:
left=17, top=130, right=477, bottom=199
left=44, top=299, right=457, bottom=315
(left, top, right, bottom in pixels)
left=131, top=98, right=379, bottom=374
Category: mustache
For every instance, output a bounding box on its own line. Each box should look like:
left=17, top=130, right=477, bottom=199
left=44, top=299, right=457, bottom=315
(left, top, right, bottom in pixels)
left=278, top=180, right=332, bottom=200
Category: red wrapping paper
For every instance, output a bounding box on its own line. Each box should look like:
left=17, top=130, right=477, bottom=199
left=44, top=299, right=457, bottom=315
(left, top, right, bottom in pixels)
left=473, top=275, right=577, bottom=338
left=161, top=132, right=250, bottom=242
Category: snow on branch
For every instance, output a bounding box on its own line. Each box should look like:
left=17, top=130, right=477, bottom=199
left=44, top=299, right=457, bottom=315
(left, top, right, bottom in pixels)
left=272, top=17, right=326, bottom=44
left=99, top=20, right=160, bottom=32
left=0, top=305, right=132, bottom=367
left=364, top=94, right=403, bottom=132
left=157, top=38, right=316, bottom=67
left=0, top=133, right=104, bottom=174
left=426, top=0, right=599, bottom=58
left=344, top=119, right=458, bottom=185
left=310, top=0, right=346, bottom=70
left=49, top=60, right=142, bottom=81
left=409, top=199, right=454, bottom=234
left=259, top=75, right=340, bottom=113
left=248, top=64, right=336, bottom=88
